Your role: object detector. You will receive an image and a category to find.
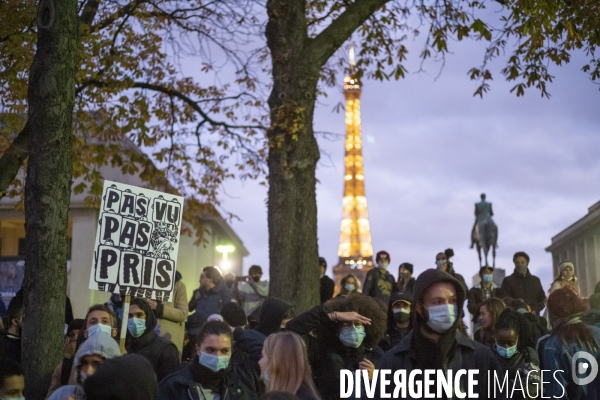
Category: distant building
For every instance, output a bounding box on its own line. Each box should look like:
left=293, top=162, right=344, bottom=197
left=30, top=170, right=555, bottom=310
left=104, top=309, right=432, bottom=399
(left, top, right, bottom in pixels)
left=546, top=200, right=600, bottom=297
left=0, top=146, right=248, bottom=317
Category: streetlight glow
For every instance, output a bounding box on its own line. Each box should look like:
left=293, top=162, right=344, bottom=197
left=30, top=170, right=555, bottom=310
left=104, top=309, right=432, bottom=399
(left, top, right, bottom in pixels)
left=216, top=245, right=235, bottom=270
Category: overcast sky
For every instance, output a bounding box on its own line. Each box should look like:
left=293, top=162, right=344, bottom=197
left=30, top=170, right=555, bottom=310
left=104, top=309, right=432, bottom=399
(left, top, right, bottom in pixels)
left=215, top=22, right=600, bottom=294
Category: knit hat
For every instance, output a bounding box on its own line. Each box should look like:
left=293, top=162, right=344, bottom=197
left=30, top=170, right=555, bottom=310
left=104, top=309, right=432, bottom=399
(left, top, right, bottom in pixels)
left=220, top=302, right=247, bottom=327
left=399, top=262, right=413, bottom=274
left=376, top=251, right=390, bottom=265
left=557, top=261, right=575, bottom=274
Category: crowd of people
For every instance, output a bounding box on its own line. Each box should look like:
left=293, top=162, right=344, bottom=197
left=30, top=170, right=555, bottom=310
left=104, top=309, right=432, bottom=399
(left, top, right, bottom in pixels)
left=1, top=250, right=600, bottom=399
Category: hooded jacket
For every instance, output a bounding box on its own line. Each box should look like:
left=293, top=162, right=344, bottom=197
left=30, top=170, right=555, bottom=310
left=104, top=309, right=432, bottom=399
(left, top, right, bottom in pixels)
left=188, top=279, right=233, bottom=315
left=362, top=267, right=396, bottom=305
left=47, top=331, right=121, bottom=400
left=84, top=354, right=158, bottom=400
left=380, top=291, right=412, bottom=352
left=253, top=297, right=293, bottom=337
left=126, top=298, right=180, bottom=381
left=374, top=269, right=506, bottom=400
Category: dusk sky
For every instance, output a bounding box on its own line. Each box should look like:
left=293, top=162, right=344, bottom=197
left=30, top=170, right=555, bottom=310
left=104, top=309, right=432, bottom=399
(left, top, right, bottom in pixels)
left=216, top=24, right=600, bottom=294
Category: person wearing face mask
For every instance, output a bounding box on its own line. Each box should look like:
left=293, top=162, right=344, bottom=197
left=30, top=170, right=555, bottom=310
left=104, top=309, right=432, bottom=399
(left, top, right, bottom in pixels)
left=0, top=357, right=25, bottom=400
left=159, top=320, right=264, bottom=400
left=499, top=252, right=546, bottom=316
left=374, top=269, right=504, bottom=400
left=238, top=265, right=269, bottom=316
left=467, top=266, right=500, bottom=328
left=395, top=263, right=415, bottom=293
left=491, top=309, right=540, bottom=400
left=126, top=298, right=180, bottom=382
left=0, top=300, right=23, bottom=362
left=337, top=274, right=360, bottom=296
left=434, top=251, right=467, bottom=291
left=380, top=291, right=413, bottom=352
left=47, top=330, right=121, bottom=400
left=362, top=251, right=396, bottom=304
left=285, top=295, right=386, bottom=400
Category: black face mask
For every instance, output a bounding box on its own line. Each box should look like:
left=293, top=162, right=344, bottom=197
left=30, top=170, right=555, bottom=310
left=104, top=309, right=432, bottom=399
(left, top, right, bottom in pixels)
left=252, top=276, right=260, bottom=283
left=393, top=311, right=411, bottom=324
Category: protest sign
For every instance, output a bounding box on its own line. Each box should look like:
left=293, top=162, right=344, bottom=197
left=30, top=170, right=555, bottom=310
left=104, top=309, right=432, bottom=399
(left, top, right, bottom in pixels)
left=89, top=180, right=184, bottom=302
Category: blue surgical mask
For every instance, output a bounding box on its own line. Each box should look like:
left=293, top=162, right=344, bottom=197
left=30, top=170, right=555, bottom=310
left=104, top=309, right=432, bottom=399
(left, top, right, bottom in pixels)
left=127, top=318, right=146, bottom=338
left=345, top=284, right=356, bottom=292
left=495, top=340, right=518, bottom=358
left=426, top=304, right=457, bottom=333
left=482, top=274, right=493, bottom=283
left=199, top=352, right=230, bottom=372
left=86, top=323, right=112, bottom=337
left=339, top=325, right=366, bottom=348
left=435, top=259, right=445, bottom=268
left=262, top=371, right=269, bottom=383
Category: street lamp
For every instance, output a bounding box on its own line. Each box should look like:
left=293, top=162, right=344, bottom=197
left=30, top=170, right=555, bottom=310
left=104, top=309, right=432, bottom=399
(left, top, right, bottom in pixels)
left=216, top=245, right=235, bottom=270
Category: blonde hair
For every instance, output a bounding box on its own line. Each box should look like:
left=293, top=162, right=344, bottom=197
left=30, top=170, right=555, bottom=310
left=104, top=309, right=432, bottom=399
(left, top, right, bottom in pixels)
left=263, top=332, right=321, bottom=399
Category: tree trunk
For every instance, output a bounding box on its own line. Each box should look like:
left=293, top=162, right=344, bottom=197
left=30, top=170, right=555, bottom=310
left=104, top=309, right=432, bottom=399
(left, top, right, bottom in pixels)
left=22, top=0, right=78, bottom=398
left=266, top=0, right=321, bottom=313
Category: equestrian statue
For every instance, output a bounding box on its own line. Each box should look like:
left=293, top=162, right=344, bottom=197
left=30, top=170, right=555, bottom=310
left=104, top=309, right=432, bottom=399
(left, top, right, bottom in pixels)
left=470, top=193, right=498, bottom=267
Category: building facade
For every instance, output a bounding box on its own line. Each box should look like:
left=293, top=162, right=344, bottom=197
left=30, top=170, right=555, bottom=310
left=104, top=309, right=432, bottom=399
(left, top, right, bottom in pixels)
left=546, top=200, right=600, bottom=297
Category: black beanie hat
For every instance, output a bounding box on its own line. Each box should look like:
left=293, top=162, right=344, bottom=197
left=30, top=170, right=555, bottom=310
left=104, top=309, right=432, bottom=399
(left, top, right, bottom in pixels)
left=399, top=262, right=413, bottom=274
left=220, top=302, right=247, bottom=327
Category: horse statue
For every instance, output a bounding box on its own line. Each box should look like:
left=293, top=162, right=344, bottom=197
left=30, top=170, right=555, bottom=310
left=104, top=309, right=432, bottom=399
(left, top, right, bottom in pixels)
left=470, top=193, right=498, bottom=267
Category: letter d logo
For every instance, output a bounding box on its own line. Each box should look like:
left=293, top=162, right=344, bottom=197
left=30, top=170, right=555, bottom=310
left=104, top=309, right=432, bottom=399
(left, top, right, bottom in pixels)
left=572, top=351, right=598, bottom=386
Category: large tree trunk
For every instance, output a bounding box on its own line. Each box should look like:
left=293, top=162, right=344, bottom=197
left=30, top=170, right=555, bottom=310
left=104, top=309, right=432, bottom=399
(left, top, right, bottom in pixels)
left=266, top=0, right=321, bottom=313
left=22, top=0, right=78, bottom=398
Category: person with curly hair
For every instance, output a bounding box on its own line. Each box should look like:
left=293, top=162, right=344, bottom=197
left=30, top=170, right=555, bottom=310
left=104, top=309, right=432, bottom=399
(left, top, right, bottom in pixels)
left=543, top=287, right=600, bottom=400
left=337, top=274, right=361, bottom=296
left=285, top=295, right=386, bottom=400
left=492, top=309, right=540, bottom=399
left=259, top=332, right=321, bottom=400
left=474, top=297, right=506, bottom=347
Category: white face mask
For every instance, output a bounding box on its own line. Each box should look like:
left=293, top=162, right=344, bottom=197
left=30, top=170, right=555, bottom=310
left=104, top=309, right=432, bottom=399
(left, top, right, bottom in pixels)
left=426, top=304, right=457, bottom=333
left=86, top=323, right=112, bottom=337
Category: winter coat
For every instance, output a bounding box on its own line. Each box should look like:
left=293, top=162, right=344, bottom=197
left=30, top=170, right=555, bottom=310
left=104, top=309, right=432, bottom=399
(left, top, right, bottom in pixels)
left=285, top=305, right=384, bottom=400
left=127, top=298, right=180, bottom=381
left=499, top=269, right=546, bottom=315
left=84, top=354, right=158, bottom=400
left=253, top=297, right=293, bottom=337
left=320, top=275, right=335, bottom=304
left=156, top=276, right=188, bottom=355
left=374, top=269, right=506, bottom=400
left=396, top=277, right=415, bottom=293
left=188, top=280, right=233, bottom=315
left=362, top=267, right=396, bottom=304
left=467, top=282, right=499, bottom=322
left=48, top=331, right=121, bottom=400
left=238, top=280, right=269, bottom=315
left=158, top=327, right=265, bottom=400
left=0, top=331, right=20, bottom=362
left=374, top=331, right=506, bottom=400
left=542, top=324, right=600, bottom=400
left=492, top=347, right=540, bottom=400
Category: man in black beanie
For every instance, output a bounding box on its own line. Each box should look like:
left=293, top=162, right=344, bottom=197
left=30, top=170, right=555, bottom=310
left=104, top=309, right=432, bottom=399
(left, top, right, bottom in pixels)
left=220, top=302, right=248, bottom=328
left=375, top=269, right=505, bottom=400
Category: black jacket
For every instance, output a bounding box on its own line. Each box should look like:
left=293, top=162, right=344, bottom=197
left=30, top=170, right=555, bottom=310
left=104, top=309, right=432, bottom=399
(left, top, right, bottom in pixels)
left=0, top=331, right=20, bottom=362
left=188, top=280, right=233, bottom=315
left=320, top=275, right=334, bottom=304
left=362, top=267, right=395, bottom=304
left=467, top=283, right=499, bottom=322
left=158, top=328, right=264, bottom=400
left=286, top=305, right=383, bottom=400
left=499, top=270, right=546, bottom=315
left=127, top=298, right=180, bottom=381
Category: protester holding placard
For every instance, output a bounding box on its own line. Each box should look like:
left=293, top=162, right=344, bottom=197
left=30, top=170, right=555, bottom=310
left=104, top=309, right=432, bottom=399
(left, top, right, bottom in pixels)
left=126, top=297, right=180, bottom=381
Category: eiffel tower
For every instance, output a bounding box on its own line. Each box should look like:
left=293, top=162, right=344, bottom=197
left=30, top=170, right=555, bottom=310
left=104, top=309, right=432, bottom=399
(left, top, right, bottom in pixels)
left=333, top=47, right=374, bottom=289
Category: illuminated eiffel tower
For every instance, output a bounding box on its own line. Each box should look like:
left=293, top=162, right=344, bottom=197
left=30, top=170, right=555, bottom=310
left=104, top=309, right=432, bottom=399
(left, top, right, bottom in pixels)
left=333, top=47, right=374, bottom=288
